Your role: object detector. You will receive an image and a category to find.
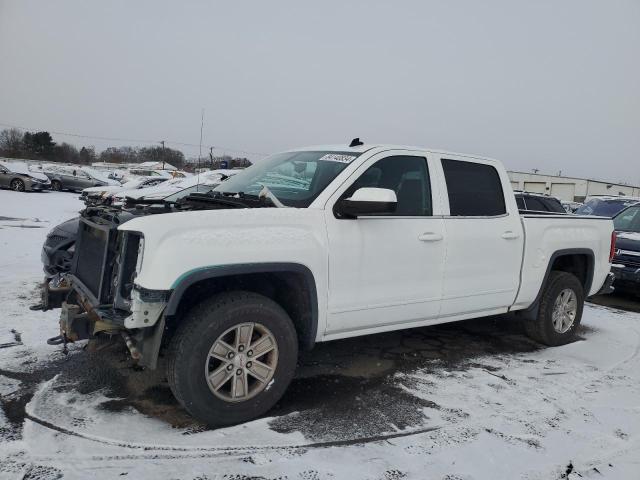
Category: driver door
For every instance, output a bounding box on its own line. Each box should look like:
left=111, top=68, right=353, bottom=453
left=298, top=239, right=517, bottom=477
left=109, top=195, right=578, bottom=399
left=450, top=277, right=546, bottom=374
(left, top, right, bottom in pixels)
left=324, top=152, right=445, bottom=336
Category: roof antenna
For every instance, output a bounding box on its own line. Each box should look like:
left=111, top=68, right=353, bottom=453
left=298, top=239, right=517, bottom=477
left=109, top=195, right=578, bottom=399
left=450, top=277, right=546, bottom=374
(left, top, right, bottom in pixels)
left=349, top=137, right=363, bottom=147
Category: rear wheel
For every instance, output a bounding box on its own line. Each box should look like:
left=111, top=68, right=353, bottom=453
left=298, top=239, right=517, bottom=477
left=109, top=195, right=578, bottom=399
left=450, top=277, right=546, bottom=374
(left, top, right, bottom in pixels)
left=51, top=180, right=62, bottom=191
left=10, top=179, right=25, bottom=192
left=525, top=271, right=584, bottom=346
left=167, top=291, right=298, bottom=426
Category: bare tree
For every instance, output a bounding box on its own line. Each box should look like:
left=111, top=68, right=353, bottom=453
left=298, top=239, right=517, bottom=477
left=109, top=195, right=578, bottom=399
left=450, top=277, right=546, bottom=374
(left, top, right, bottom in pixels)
left=0, top=128, right=25, bottom=157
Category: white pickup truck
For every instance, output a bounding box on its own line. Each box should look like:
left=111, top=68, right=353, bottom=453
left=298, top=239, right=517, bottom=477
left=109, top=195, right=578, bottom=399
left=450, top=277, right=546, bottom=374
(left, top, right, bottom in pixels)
left=58, top=142, right=615, bottom=426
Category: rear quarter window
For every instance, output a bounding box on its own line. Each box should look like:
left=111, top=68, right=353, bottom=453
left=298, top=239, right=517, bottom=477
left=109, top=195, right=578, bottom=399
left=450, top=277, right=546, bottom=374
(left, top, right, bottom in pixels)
left=442, top=159, right=506, bottom=216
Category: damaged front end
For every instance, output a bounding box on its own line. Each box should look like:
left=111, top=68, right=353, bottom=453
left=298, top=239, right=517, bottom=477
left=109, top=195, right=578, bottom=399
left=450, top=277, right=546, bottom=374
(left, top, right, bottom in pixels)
left=51, top=211, right=169, bottom=369
left=34, top=218, right=78, bottom=311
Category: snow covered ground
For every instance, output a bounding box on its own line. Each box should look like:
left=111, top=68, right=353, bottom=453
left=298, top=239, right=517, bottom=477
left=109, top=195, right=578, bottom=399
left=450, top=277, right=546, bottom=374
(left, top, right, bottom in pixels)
left=1, top=188, right=640, bottom=479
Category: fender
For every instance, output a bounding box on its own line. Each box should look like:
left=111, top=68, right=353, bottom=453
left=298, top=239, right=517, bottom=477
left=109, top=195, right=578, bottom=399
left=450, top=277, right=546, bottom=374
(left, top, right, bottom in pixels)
left=164, top=262, right=319, bottom=348
left=518, top=248, right=595, bottom=319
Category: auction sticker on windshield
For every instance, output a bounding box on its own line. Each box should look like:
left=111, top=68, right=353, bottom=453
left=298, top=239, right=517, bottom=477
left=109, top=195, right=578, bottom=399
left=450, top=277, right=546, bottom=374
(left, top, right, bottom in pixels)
left=319, top=154, right=357, bottom=164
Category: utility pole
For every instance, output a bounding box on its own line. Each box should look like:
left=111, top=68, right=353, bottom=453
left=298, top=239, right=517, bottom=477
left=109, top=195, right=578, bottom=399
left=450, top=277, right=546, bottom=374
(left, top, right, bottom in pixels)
left=209, top=146, right=214, bottom=169
left=160, top=140, right=166, bottom=170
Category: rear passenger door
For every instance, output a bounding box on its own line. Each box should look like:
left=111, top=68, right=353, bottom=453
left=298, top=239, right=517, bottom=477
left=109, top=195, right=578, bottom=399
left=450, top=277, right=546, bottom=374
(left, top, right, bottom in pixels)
left=437, top=157, right=524, bottom=317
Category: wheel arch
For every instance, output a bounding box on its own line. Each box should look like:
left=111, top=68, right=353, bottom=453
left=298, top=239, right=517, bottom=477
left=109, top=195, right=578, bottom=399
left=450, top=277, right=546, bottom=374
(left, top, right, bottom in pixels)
left=518, top=248, right=595, bottom=320
left=10, top=176, right=26, bottom=185
left=164, top=263, right=319, bottom=350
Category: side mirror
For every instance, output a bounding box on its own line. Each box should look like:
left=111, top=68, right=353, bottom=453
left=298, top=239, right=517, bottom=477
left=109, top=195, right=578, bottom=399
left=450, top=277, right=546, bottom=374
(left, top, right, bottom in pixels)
left=334, top=187, right=397, bottom=219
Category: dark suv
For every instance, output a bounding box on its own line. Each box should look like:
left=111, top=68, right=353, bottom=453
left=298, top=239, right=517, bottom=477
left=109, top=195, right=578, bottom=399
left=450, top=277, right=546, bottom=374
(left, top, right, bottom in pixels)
left=514, top=191, right=566, bottom=213
left=611, top=204, right=640, bottom=295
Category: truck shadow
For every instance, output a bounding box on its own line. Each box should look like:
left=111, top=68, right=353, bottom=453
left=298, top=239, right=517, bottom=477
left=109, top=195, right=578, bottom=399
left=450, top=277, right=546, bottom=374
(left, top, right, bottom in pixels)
left=103, top=313, right=546, bottom=439
left=5, top=312, right=588, bottom=443
left=588, top=292, right=640, bottom=314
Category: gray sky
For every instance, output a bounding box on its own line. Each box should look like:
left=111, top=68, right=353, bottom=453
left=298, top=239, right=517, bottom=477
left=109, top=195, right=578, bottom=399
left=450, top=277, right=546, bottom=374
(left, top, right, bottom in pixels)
left=1, top=0, right=638, bottom=183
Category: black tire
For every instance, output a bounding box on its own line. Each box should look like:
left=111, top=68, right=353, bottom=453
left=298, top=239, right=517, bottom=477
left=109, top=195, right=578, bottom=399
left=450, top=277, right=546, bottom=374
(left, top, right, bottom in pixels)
left=167, top=291, right=298, bottom=426
left=10, top=179, right=25, bottom=192
left=51, top=180, right=62, bottom=191
left=525, top=271, right=584, bottom=346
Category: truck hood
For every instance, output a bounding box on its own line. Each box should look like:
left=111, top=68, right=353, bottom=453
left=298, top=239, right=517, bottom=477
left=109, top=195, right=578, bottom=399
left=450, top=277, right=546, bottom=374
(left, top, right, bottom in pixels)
left=119, top=208, right=327, bottom=290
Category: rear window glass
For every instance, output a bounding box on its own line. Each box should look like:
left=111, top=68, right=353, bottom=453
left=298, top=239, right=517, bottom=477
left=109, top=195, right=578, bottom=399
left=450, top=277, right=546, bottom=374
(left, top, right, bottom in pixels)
left=545, top=197, right=566, bottom=213
left=524, top=196, right=565, bottom=213
left=442, top=159, right=506, bottom=216
left=576, top=199, right=638, bottom=217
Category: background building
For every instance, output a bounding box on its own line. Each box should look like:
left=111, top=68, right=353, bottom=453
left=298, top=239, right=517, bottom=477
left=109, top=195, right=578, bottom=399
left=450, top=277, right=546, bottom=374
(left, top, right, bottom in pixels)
left=508, top=171, right=640, bottom=202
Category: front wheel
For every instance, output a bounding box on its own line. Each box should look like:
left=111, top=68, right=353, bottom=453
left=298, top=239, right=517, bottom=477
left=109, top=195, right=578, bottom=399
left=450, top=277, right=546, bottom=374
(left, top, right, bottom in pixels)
left=10, top=179, right=25, bottom=192
left=167, top=291, right=298, bottom=426
left=51, top=180, right=62, bottom=191
left=525, top=271, right=584, bottom=346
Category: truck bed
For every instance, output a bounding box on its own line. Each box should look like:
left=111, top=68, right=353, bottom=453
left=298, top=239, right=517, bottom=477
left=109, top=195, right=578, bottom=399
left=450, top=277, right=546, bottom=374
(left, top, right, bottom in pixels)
left=511, top=213, right=613, bottom=311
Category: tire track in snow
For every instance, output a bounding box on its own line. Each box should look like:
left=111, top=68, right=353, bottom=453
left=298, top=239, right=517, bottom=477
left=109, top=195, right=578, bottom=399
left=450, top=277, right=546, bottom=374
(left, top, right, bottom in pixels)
left=24, top=410, right=441, bottom=459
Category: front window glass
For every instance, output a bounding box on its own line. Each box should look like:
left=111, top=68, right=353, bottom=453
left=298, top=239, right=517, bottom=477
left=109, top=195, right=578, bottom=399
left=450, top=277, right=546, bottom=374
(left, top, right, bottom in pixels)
left=341, top=156, right=432, bottom=216
left=614, top=206, right=640, bottom=232
left=213, top=151, right=359, bottom=207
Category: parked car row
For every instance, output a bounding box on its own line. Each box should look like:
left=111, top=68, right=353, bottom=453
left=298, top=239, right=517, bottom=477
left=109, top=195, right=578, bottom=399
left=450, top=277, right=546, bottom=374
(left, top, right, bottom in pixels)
left=0, top=159, right=197, bottom=193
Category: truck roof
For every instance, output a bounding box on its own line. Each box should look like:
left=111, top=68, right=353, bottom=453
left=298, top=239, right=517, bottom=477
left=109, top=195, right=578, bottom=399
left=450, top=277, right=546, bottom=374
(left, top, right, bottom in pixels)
left=286, top=143, right=500, bottom=164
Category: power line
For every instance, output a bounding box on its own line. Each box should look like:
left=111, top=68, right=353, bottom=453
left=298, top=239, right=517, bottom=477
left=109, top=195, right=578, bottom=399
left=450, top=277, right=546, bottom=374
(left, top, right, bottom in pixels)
left=0, top=121, right=267, bottom=157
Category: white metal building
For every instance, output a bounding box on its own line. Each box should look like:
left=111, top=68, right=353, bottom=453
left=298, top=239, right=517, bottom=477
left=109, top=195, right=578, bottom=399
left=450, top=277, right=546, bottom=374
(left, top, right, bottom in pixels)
left=508, top=171, right=640, bottom=202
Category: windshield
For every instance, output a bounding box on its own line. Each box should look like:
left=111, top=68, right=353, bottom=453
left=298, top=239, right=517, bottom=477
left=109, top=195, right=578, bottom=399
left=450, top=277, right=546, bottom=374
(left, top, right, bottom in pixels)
left=212, top=151, right=360, bottom=207
left=575, top=199, right=639, bottom=217
left=614, top=206, right=640, bottom=233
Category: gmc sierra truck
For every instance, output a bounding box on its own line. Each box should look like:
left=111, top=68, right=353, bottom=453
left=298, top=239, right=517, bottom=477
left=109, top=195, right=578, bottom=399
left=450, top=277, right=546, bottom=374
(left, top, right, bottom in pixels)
left=51, top=142, right=615, bottom=426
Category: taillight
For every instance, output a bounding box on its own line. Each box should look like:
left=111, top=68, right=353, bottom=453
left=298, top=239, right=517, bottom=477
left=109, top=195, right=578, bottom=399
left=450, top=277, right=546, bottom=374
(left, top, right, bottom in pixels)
left=609, top=230, right=617, bottom=263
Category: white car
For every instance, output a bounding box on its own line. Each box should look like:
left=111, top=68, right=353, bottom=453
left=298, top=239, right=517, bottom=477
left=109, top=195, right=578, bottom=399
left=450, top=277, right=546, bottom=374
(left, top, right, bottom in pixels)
left=111, top=169, right=238, bottom=204
left=57, top=143, right=615, bottom=426
left=119, top=168, right=174, bottom=183
left=80, top=176, right=170, bottom=204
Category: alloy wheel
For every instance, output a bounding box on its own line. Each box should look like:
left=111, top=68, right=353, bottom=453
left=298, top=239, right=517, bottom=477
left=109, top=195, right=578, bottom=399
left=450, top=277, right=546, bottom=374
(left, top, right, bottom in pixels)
left=552, top=288, right=578, bottom=333
left=11, top=180, right=25, bottom=192
left=205, top=322, right=279, bottom=402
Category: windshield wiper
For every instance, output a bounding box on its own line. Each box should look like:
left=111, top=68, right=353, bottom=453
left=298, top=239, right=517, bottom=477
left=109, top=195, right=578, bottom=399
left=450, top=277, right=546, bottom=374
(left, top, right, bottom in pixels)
left=258, top=184, right=286, bottom=208
left=182, top=191, right=250, bottom=208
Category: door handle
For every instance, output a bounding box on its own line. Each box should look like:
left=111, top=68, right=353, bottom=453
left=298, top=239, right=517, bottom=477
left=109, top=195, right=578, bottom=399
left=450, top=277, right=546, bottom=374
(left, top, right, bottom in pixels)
left=501, top=231, right=520, bottom=240
left=418, top=232, right=443, bottom=242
